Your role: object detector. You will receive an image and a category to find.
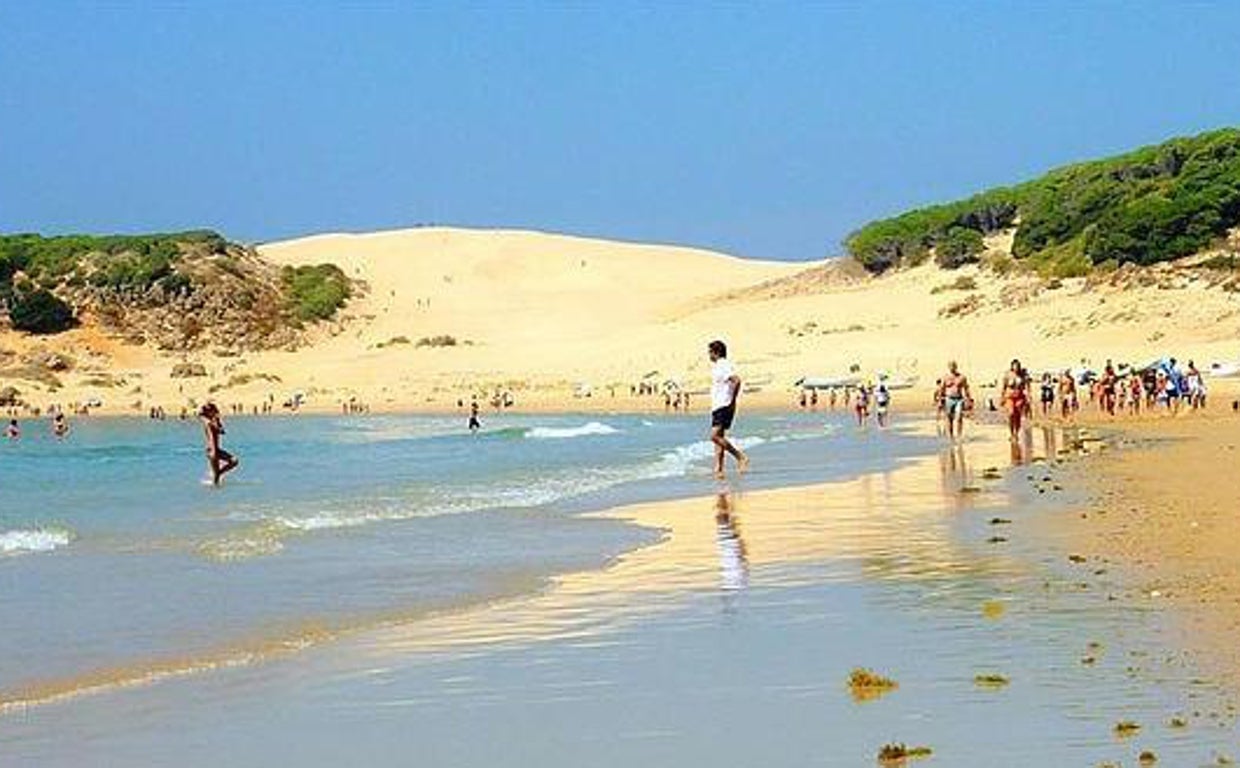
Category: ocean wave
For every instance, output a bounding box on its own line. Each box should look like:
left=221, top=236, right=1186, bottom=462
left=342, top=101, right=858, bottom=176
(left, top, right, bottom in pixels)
left=213, top=432, right=775, bottom=555
left=0, top=527, right=73, bottom=555
left=525, top=422, right=620, bottom=440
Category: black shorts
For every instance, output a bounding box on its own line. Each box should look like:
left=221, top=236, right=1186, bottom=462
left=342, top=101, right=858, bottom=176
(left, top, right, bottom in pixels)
left=711, top=405, right=735, bottom=430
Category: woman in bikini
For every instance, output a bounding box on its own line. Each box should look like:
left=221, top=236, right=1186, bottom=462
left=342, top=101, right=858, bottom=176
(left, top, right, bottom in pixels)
left=1002, top=359, right=1030, bottom=442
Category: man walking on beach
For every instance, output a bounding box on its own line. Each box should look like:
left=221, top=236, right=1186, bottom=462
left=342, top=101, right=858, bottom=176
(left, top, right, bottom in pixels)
left=708, top=340, right=748, bottom=478
left=200, top=402, right=239, bottom=486
left=939, top=361, right=972, bottom=441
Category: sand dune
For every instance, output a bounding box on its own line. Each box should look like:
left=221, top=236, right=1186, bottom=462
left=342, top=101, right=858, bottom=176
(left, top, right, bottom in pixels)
left=3, top=226, right=1239, bottom=414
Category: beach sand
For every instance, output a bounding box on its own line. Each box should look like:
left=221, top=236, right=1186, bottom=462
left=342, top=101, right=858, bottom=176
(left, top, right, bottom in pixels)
left=1041, top=411, right=1240, bottom=692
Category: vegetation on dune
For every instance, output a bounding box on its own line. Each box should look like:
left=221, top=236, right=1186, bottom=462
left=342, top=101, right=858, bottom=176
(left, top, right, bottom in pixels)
left=281, top=263, right=352, bottom=323
left=0, top=231, right=225, bottom=291
left=0, top=231, right=353, bottom=347
left=7, top=288, right=76, bottom=334
left=846, top=127, right=1240, bottom=276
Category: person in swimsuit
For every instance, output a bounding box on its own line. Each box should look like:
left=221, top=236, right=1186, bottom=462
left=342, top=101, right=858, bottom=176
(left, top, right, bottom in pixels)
left=51, top=412, right=69, bottom=439
left=1186, top=361, right=1206, bottom=410
left=875, top=383, right=891, bottom=427
left=1128, top=373, right=1142, bottom=415
left=940, top=361, right=972, bottom=441
left=1100, top=360, right=1118, bottom=416
left=707, top=340, right=748, bottom=478
left=1001, top=359, right=1030, bottom=442
left=468, top=400, right=481, bottom=433
left=854, top=385, right=870, bottom=426
left=1058, top=370, right=1077, bottom=420
left=5, top=419, right=19, bottom=440
left=1039, top=373, right=1055, bottom=417
left=200, top=403, right=239, bottom=486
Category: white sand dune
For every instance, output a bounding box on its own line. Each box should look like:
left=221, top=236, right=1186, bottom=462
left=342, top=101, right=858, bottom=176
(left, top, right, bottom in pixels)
left=3, top=226, right=1239, bottom=413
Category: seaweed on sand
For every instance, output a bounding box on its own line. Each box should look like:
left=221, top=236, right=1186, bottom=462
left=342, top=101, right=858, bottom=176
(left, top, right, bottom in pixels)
left=877, top=743, right=933, bottom=764
left=848, top=668, right=898, bottom=702
left=1113, top=720, right=1141, bottom=737
left=973, top=673, right=1010, bottom=688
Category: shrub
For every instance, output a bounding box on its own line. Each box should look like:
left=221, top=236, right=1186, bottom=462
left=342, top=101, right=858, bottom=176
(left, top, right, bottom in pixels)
left=847, top=127, right=1240, bottom=274
left=281, top=264, right=351, bottom=322
left=416, top=334, right=457, bottom=348
left=935, top=226, right=984, bottom=268
left=8, top=289, right=76, bottom=334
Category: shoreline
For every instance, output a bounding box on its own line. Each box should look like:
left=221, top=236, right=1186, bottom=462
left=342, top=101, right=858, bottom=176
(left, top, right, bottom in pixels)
left=6, top=414, right=1239, bottom=764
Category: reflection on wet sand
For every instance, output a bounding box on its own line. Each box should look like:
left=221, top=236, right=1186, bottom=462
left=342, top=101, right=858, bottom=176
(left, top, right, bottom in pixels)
left=715, top=493, right=749, bottom=594
left=354, top=427, right=1030, bottom=661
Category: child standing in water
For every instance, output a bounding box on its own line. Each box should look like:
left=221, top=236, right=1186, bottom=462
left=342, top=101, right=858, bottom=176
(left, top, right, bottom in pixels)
left=200, top=403, right=239, bottom=486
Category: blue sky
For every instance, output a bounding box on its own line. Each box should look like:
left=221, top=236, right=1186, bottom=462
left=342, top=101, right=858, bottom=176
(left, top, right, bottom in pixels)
left=2, top=2, right=1239, bottom=261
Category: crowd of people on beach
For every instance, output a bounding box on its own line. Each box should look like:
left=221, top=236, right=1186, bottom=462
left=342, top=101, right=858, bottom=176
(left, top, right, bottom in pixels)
left=796, top=381, right=893, bottom=428
left=2, top=334, right=1230, bottom=493
left=931, top=355, right=1220, bottom=444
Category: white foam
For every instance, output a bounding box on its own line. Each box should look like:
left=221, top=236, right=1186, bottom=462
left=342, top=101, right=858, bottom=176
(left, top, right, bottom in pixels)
left=0, top=528, right=73, bottom=555
left=525, top=422, right=619, bottom=440
left=226, top=432, right=775, bottom=544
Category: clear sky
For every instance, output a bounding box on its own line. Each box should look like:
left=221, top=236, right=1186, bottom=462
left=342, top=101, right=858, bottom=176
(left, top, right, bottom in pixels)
left=2, top=2, right=1239, bottom=261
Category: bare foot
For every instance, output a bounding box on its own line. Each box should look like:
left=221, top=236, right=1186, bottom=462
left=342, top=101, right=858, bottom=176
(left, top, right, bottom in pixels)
left=737, top=454, right=749, bottom=474
left=714, top=470, right=726, bottom=480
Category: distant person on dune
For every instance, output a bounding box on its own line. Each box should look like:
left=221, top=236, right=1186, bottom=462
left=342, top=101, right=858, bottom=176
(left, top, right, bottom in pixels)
left=200, top=403, right=239, bottom=486
left=707, top=340, right=748, bottom=479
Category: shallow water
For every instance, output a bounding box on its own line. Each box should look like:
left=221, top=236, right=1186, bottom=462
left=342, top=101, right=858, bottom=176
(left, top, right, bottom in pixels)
left=0, top=411, right=929, bottom=701
left=2, top=414, right=1235, bottom=765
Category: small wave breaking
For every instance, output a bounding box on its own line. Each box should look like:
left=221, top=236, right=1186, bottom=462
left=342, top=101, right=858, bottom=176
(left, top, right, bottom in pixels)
left=525, top=422, right=620, bottom=440
left=0, top=528, right=73, bottom=556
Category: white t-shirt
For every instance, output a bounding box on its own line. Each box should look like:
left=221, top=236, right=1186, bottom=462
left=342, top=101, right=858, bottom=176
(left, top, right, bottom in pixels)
left=711, top=358, right=737, bottom=411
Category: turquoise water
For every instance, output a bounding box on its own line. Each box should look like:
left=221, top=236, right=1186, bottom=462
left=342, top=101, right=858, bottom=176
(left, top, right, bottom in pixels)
left=0, top=411, right=932, bottom=699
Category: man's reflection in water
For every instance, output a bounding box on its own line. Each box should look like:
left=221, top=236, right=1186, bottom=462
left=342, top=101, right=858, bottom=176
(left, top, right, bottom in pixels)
left=715, top=493, right=749, bottom=599
left=939, top=442, right=970, bottom=494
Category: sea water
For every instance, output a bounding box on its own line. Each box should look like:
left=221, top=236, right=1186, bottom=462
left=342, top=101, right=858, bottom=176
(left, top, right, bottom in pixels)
left=0, top=411, right=928, bottom=700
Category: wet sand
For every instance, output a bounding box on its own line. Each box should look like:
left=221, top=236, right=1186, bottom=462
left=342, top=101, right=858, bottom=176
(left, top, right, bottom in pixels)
left=1040, top=411, right=1240, bottom=695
